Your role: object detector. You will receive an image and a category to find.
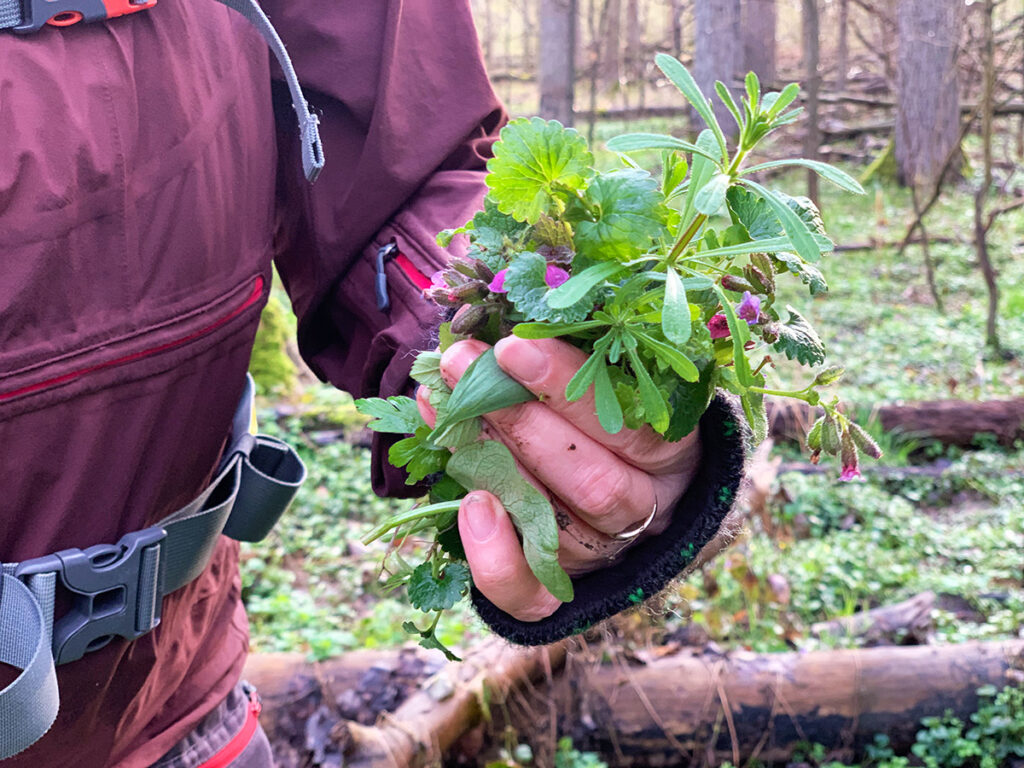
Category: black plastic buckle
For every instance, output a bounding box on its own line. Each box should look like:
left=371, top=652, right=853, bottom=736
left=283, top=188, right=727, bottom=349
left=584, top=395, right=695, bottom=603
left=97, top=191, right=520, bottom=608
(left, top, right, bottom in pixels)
left=15, top=526, right=167, bottom=664
left=375, top=240, right=400, bottom=312
left=13, top=0, right=156, bottom=35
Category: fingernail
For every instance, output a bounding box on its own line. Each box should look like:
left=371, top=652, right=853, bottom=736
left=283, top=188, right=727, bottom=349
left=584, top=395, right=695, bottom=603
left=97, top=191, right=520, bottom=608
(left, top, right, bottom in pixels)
left=464, top=492, right=499, bottom=541
left=495, top=337, right=547, bottom=385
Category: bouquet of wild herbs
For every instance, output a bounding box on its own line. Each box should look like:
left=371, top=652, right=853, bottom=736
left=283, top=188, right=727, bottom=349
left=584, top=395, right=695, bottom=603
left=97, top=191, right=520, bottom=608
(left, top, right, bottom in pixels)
left=355, top=55, right=880, bottom=659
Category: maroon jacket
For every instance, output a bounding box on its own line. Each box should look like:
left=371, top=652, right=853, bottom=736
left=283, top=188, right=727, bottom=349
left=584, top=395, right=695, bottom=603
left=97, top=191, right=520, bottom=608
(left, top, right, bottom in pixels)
left=0, top=2, right=502, bottom=765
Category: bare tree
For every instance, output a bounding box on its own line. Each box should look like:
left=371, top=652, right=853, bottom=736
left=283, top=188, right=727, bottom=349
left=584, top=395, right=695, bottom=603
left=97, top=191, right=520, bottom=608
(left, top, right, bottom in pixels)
left=601, top=0, right=622, bottom=85
left=539, top=0, right=578, bottom=125
left=669, top=0, right=684, bottom=58
left=743, top=0, right=777, bottom=85
left=624, top=0, right=644, bottom=107
left=895, top=0, right=962, bottom=188
left=695, top=0, right=742, bottom=131
left=803, top=0, right=821, bottom=203
left=836, top=0, right=849, bottom=92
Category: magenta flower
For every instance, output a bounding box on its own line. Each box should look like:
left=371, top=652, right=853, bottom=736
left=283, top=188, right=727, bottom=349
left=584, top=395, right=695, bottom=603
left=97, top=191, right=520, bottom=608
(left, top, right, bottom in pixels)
left=737, top=291, right=761, bottom=325
left=840, top=465, right=862, bottom=482
left=707, top=314, right=730, bottom=339
left=545, top=265, right=570, bottom=289
left=488, top=269, right=507, bottom=293
left=430, top=270, right=448, bottom=288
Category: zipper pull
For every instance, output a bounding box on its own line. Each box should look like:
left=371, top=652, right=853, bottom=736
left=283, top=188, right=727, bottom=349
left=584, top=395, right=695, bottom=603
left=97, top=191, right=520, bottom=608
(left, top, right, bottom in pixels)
left=375, top=240, right=399, bottom=312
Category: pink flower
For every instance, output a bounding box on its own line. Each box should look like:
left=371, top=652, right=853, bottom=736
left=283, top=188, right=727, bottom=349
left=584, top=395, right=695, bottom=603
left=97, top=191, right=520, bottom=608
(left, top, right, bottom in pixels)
left=488, top=269, right=507, bottom=293
left=737, top=291, right=761, bottom=325
left=840, top=466, right=862, bottom=482
left=545, top=265, right=570, bottom=289
left=708, top=314, right=730, bottom=339
left=430, top=270, right=448, bottom=288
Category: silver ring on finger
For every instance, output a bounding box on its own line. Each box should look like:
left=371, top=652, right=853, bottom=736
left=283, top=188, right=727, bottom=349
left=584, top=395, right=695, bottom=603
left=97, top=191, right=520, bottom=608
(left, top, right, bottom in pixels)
left=609, top=500, right=658, bottom=541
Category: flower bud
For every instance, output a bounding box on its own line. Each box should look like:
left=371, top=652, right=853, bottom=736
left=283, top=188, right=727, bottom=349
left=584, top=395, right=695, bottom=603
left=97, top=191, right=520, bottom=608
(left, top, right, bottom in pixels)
left=424, top=287, right=461, bottom=307
left=821, top=415, right=841, bottom=455
left=452, top=280, right=489, bottom=302
left=450, top=303, right=490, bottom=335
left=840, top=428, right=862, bottom=481
left=848, top=422, right=883, bottom=459
left=813, top=366, right=845, bottom=387
left=721, top=274, right=756, bottom=294
left=806, top=417, right=825, bottom=451
left=744, top=264, right=775, bottom=294
left=472, top=258, right=495, bottom=283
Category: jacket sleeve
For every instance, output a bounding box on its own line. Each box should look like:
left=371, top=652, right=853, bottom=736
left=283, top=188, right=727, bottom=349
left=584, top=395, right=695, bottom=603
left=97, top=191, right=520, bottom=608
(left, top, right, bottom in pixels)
left=266, top=0, right=506, bottom=497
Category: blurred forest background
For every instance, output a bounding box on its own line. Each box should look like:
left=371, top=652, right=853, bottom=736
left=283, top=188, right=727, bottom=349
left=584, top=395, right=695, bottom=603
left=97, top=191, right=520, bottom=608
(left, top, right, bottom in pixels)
left=246, top=2, right=1024, bottom=766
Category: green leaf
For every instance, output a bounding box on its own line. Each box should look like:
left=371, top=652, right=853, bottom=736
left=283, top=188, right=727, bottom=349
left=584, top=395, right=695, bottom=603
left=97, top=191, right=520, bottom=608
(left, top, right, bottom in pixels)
left=432, top=348, right=536, bottom=443
left=655, top=54, right=727, bottom=161
left=410, top=351, right=448, bottom=393
left=664, top=362, right=714, bottom=441
left=765, top=83, right=800, bottom=118
left=679, top=130, right=721, bottom=229
left=512, top=320, right=607, bottom=339
left=389, top=425, right=449, bottom=484
left=714, top=81, right=744, bottom=132
left=446, top=441, right=573, bottom=601
left=506, top=252, right=599, bottom=321
left=486, top=117, right=594, bottom=224
left=745, top=71, right=761, bottom=114
left=408, top=562, right=470, bottom=612
left=565, top=344, right=609, bottom=401
left=574, top=169, right=669, bottom=262
left=775, top=251, right=829, bottom=295
left=713, top=284, right=753, bottom=388
left=402, top=621, right=461, bottom=662
left=742, top=158, right=865, bottom=194
left=782, top=192, right=828, bottom=236
left=593, top=360, right=624, bottom=434
left=742, top=388, right=768, bottom=444
left=662, top=268, right=692, bottom=345
left=694, top=172, right=732, bottom=216
left=634, top=331, right=699, bottom=382
left=772, top=306, right=826, bottom=366
left=662, top=151, right=689, bottom=197
left=546, top=260, right=625, bottom=309
left=739, top=179, right=824, bottom=264
left=605, top=133, right=722, bottom=164
left=626, top=345, right=670, bottom=433
left=727, top=186, right=783, bottom=239
left=696, top=235, right=833, bottom=260
left=355, top=396, right=425, bottom=434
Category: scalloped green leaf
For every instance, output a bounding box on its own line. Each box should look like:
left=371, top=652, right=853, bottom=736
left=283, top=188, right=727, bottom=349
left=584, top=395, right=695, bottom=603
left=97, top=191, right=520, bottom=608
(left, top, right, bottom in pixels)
left=574, top=169, right=669, bottom=262
left=773, top=306, right=826, bottom=366
left=486, top=117, right=594, bottom=224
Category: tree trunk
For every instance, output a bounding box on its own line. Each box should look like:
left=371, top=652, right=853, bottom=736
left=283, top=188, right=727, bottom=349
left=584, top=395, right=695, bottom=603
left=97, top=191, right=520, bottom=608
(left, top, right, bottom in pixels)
left=539, top=0, right=577, bottom=125
left=601, top=0, right=621, bottom=86
left=695, top=0, right=742, bottom=132
left=549, top=641, right=1024, bottom=766
left=669, top=0, right=684, bottom=58
left=767, top=398, right=1024, bottom=447
left=624, top=0, right=644, bottom=108
left=742, top=0, right=777, bottom=85
left=837, top=0, right=849, bottom=92
left=974, top=0, right=1001, bottom=353
left=895, top=0, right=962, bottom=188
left=803, top=0, right=821, bottom=203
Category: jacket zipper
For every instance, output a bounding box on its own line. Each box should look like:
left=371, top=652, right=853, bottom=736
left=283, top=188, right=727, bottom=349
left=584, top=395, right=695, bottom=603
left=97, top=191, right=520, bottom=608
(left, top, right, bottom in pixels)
left=0, top=275, right=265, bottom=403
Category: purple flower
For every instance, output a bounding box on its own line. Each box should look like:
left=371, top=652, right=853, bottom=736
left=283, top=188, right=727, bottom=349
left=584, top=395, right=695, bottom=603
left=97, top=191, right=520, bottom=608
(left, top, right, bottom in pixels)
left=488, top=268, right=508, bottom=293
left=737, top=291, right=761, bottom=325
left=430, top=270, right=448, bottom=288
left=707, top=314, right=730, bottom=339
left=545, top=265, right=570, bottom=289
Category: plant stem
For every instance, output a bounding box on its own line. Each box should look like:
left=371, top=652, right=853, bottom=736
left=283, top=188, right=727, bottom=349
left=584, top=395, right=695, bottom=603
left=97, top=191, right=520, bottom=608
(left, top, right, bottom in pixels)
left=748, top=385, right=818, bottom=404
left=362, top=500, right=463, bottom=545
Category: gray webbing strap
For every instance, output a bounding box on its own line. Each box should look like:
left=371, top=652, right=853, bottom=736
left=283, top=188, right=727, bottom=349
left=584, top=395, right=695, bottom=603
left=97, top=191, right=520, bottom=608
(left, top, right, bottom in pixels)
left=0, top=0, right=325, bottom=183
left=0, top=377, right=306, bottom=758
left=0, top=570, right=58, bottom=758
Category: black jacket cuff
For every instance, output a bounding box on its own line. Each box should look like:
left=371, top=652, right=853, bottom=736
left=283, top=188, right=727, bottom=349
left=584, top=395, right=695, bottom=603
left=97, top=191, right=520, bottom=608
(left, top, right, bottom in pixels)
left=469, top=394, right=748, bottom=646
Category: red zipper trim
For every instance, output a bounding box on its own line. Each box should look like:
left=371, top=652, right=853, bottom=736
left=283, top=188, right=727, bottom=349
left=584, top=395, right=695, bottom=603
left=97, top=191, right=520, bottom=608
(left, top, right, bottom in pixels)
left=0, top=276, right=265, bottom=403
left=198, top=690, right=263, bottom=768
left=394, top=252, right=432, bottom=290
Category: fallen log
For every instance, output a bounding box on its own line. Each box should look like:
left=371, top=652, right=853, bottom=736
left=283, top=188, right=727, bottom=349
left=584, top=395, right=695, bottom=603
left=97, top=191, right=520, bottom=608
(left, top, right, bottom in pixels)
left=810, top=591, right=935, bottom=646
left=548, top=640, right=1024, bottom=766
left=768, top=398, right=1024, bottom=447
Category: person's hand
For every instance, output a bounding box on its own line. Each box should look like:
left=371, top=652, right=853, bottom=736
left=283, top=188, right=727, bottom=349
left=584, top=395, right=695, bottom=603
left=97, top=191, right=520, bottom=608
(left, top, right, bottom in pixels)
left=415, top=336, right=702, bottom=623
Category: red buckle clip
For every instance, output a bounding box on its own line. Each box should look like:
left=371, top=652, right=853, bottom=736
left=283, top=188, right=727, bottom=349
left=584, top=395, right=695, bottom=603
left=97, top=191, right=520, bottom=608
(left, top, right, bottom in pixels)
left=14, top=0, right=156, bottom=34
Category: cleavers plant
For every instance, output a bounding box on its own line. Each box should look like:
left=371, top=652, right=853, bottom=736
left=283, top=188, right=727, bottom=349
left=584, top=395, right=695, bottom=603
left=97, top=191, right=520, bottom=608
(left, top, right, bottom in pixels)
left=355, top=55, right=881, bottom=659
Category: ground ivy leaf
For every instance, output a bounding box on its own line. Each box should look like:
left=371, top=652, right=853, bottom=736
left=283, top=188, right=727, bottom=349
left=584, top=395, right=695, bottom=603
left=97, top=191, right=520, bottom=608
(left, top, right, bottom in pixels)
left=773, top=306, right=827, bottom=366
left=775, top=252, right=829, bottom=295
left=446, top=441, right=574, bottom=602
left=402, top=621, right=461, bottom=662
left=410, top=351, right=448, bottom=394
left=433, top=349, right=535, bottom=444
left=355, top=396, right=425, bottom=434
left=546, top=261, right=624, bottom=310
left=727, top=186, right=781, bottom=240
left=573, top=169, right=669, bottom=262
left=506, top=251, right=598, bottom=322
left=664, top=361, right=715, bottom=441
left=407, top=562, right=470, bottom=612
left=389, top=425, right=448, bottom=484
left=486, top=117, right=594, bottom=224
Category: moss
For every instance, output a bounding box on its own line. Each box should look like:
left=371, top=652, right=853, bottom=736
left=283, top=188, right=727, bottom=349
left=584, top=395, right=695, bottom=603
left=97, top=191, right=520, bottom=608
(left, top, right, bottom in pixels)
left=249, top=289, right=298, bottom=397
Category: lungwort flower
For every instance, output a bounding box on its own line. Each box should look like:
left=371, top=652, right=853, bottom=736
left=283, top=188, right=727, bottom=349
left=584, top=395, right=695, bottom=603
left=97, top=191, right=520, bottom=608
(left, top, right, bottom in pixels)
left=737, top=291, right=761, bottom=325
left=707, top=314, right=731, bottom=339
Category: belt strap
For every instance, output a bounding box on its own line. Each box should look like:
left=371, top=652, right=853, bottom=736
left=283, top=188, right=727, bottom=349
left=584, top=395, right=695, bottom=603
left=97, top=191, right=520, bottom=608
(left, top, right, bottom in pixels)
left=0, top=0, right=325, bottom=183
left=0, top=375, right=306, bottom=758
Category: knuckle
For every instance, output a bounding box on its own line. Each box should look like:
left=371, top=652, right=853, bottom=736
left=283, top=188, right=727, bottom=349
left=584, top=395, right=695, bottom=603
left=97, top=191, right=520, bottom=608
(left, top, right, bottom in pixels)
left=509, top=593, right=562, bottom=623
left=573, top=464, right=633, bottom=520
left=473, top=560, right=520, bottom=590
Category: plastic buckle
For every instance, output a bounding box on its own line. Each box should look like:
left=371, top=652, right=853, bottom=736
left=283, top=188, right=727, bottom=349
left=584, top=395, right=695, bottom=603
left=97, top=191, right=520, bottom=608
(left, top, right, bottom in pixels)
left=13, top=0, right=157, bottom=34
left=15, top=526, right=167, bottom=664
